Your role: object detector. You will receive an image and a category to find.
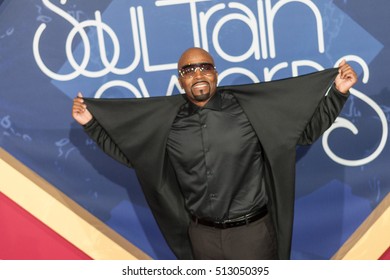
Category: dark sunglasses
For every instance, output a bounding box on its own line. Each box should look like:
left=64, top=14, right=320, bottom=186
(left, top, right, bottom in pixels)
left=178, top=63, right=216, bottom=78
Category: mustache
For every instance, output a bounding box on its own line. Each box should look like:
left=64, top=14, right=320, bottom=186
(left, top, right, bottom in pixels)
left=191, top=81, right=210, bottom=87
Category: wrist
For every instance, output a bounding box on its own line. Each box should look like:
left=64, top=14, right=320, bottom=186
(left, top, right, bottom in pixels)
left=334, top=84, right=349, bottom=95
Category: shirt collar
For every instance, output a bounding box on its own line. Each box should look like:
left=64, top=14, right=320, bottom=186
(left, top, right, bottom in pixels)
left=187, top=91, right=222, bottom=114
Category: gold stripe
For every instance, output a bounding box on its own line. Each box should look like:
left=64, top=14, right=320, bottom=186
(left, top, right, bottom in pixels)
left=0, top=148, right=151, bottom=260
left=332, top=193, right=390, bottom=259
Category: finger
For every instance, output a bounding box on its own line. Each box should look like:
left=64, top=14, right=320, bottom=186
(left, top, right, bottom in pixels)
left=341, top=67, right=355, bottom=78
left=73, top=103, right=86, bottom=112
left=72, top=107, right=84, bottom=115
left=338, top=59, right=346, bottom=68
left=73, top=100, right=85, bottom=108
left=75, top=92, right=84, bottom=104
left=338, top=64, right=353, bottom=79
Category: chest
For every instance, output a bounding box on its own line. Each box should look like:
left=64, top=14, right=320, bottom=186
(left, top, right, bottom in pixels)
left=167, top=104, right=258, bottom=159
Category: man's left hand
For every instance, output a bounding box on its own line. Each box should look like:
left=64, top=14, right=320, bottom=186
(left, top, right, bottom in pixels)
left=335, top=60, right=358, bottom=94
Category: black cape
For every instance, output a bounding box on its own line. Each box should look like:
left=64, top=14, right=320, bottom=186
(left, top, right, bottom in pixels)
left=83, top=68, right=347, bottom=259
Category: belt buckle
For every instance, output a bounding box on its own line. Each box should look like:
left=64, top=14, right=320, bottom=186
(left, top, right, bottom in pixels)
left=219, top=220, right=228, bottom=229
left=244, top=213, right=250, bottom=225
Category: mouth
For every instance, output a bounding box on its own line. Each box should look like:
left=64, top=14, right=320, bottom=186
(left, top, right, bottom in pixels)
left=190, top=81, right=211, bottom=102
left=191, top=81, right=210, bottom=95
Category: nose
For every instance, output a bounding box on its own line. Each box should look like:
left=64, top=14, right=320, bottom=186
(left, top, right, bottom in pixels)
left=193, top=67, right=203, bottom=78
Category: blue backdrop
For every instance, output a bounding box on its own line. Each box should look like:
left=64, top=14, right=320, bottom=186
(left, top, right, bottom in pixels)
left=0, top=0, right=389, bottom=259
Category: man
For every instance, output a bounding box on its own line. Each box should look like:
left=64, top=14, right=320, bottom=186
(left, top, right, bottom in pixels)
left=72, top=47, right=357, bottom=259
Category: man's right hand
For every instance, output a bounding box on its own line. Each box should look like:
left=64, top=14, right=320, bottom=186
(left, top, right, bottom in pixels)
left=72, top=92, right=93, bottom=125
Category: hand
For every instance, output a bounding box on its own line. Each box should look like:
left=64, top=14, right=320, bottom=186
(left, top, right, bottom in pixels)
left=334, top=59, right=358, bottom=94
left=72, top=92, right=93, bottom=125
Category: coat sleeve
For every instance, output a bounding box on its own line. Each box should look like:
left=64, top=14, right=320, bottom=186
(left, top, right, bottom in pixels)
left=83, top=117, right=132, bottom=168
left=82, top=95, right=194, bottom=259
left=228, top=68, right=347, bottom=259
left=297, top=84, right=349, bottom=145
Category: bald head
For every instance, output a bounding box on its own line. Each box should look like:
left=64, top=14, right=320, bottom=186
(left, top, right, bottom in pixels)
left=178, top=47, right=215, bottom=70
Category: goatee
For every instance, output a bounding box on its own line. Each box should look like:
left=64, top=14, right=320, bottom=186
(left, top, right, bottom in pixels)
left=193, top=90, right=210, bottom=101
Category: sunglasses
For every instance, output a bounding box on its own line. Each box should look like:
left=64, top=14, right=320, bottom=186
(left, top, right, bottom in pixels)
left=178, top=63, right=216, bottom=78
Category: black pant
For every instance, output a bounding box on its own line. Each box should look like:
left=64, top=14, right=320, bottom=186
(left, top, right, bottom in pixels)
left=188, top=213, right=278, bottom=260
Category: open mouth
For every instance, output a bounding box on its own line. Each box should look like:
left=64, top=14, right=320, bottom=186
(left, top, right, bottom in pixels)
left=191, top=81, right=210, bottom=95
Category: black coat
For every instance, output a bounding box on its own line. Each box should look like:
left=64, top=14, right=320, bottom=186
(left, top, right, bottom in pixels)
left=83, top=68, right=348, bottom=259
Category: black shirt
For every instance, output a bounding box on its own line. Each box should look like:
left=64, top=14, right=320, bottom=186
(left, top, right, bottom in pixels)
left=167, top=90, right=267, bottom=221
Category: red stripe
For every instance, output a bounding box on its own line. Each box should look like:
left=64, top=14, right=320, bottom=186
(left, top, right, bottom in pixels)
left=379, top=247, right=390, bottom=260
left=0, top=192, right=92, bottom=260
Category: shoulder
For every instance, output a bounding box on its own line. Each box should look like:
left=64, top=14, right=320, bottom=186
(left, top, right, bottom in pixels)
left=84, top=93, right=186, bottom=106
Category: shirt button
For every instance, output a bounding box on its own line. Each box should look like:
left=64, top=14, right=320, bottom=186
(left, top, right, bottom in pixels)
left=209, top=193, right=216, bottom=199
left=207, top=170, right=213, bottom=176
left=202, top=124, right=207, bottom=128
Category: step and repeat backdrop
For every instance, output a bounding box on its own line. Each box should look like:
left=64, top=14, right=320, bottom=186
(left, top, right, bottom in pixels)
left=0, top=0, right=389, bottom=259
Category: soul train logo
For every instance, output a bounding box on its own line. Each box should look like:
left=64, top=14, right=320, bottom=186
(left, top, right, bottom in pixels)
left=33, top=0, right=387, bottom=167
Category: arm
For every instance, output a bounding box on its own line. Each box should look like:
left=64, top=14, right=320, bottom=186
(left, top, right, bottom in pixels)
left=72, top=93, right=132, bottom=167
left=298, top=85, right=348, bottom=145
left=298, top=61, right=357, bottom=145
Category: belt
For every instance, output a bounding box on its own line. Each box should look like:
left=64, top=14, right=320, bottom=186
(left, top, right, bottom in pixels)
left=191, top=206, right=268, bottom=229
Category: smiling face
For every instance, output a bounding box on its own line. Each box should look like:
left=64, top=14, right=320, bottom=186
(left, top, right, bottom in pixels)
left=178, top=48, right=218, bottom=107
